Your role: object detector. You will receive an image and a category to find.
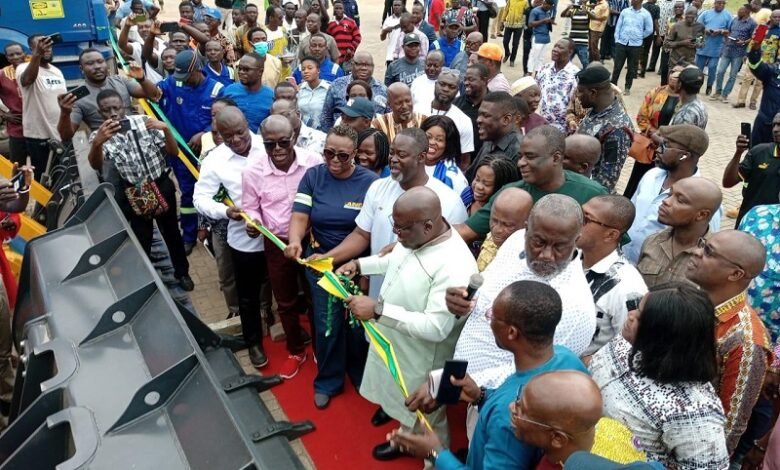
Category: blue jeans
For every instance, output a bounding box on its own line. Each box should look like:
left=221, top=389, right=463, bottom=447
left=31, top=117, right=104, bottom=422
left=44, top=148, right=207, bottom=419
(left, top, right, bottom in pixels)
left=695, top=54, right=719, bottom=90
left=304, top=249, right=369, bottom=396
left=574, top=43, right=590, bottom=68
left=715, top=55, right=744, bottom=97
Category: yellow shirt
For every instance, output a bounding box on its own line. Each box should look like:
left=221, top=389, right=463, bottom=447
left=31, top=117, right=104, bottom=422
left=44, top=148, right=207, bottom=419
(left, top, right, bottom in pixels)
left=589, top=0, right=610, bottom=32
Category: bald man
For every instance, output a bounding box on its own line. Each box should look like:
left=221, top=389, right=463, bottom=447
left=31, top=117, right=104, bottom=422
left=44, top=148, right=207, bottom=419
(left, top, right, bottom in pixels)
left=637, top=176, right=722, bottom=288
left=577, top=195, right=647, bottom=356
left=389, top=281, right=588, bottom=468
left=511, top=371, right=603, bottom=467
left=339, top=186, right=477, bottom=461
left=242, top=114, right=322, bottom=375
left=687, top=230, right=771, bottom=455
left=563, top=134, right=602, bottom=178
left=271, top=98, right=326, bottom=154
left=371, top=83, right=427, bottom=142
left=320, top=51, right=389, bottom=132
left=451, top=32, right=484, bottom=75
left=476, top=187, right=533, bottom=271
left=194, top=106, right=270, bottom=368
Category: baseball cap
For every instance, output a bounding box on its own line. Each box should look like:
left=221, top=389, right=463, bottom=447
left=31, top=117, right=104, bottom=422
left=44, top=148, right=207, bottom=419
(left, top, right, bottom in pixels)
left=678, top=67, right=704, bottom=90
left=337, top=97, right=374, bottom=119
left=441, top=10, right=460, bottom=25
left=173, top=49, right=201, bottom=80
left=204, top=7, right=222, bottom=20
left=477, top=43, right=503, bottom=62
left=403, top=33, right=422, bottom=45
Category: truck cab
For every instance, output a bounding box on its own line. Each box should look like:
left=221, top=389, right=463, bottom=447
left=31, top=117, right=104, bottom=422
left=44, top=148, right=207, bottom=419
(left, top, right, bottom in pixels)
left=0, top=0, right=114, bottom=84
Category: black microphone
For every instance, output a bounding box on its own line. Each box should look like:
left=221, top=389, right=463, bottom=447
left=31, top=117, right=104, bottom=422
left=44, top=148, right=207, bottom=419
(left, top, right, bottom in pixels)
left=456, top=273, right=484, bottom=319
left=465, top=273, right=484, bottom=301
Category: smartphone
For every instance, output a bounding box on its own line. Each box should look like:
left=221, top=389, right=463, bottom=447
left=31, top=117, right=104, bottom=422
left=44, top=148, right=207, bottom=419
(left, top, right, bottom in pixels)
left=48, top=33, right=63, bottom=44
left=9, top=172, right=24, bottom=192
left=741, top=122, right=752, bottom=148
left=132, top=13, right=148, bottom=23
left=625, top=297, right=641, bottom=313
left=69, top=85, right=90, bottom=101
left=755, top=24, right=769, bottom=44
left=118, top=118, right=132, bottom=133
left=160, top=22, right=180, bottom=33
left=436, top=360, right=468, bottom=405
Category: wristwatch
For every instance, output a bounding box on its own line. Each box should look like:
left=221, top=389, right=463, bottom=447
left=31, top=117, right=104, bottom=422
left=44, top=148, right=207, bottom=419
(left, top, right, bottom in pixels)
left=426, top=446, right=444, bottom=464
left=373, top=298, right=384, bottom=320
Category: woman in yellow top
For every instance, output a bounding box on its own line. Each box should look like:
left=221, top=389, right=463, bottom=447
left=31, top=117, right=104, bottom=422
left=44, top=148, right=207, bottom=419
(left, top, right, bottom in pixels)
left=622, top=64, right=683, bottom=198
left=502, top=0, right=527, bottom=67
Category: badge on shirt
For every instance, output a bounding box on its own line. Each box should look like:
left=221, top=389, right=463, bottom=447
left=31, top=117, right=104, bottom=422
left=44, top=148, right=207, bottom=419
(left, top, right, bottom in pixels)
left=758, top=162, right=769, bottom=169
left=344, top=202, right=363, bottom=210
left=176, top=96, right=183, bottom=105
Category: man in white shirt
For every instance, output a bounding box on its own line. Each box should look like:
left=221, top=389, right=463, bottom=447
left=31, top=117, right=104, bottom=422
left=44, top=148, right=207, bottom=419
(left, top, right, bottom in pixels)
left=624, top=124, right=721, bottom=263
left=17, top=34, right=67, bottom=180
left=414, top=69, right=475, bottom=159
left=321, top=128, right=468, bottom=298
left=577, top=195, right=647, bottom=357
left=192, top=106, right=269, bottom=369
left=448, top=194, right=597, bottom=391
left=381, top=0, right=404, bottom=64
left=117, top=16, right=165, bottom=83
left=411, top=50, right=444, bottom=109
left=271, top=98, right=327, bottom=154
left=338, top=186, right=477, bottom=461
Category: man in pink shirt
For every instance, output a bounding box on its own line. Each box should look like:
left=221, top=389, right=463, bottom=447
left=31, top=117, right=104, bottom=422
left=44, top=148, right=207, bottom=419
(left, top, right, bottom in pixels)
left=242, top=115, right=323, bottom=379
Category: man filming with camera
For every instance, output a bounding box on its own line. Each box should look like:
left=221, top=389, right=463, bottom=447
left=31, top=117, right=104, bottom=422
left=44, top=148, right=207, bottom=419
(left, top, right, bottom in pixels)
left=87, top=89, right=194, bottom=291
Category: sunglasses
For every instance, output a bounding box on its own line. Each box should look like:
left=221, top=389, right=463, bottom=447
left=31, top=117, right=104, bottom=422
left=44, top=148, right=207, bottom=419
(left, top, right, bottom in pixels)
left=263, top=138, right=293, bottom=151
left=323, top=148, right=353, bottom=162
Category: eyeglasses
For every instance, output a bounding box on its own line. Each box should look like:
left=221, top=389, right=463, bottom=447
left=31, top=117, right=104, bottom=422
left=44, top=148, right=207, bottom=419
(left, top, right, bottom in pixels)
left=263, top=138, right=293, bottom=151
left=583, top=215, right=620, bottom=231
left=510, top=399, right=589, bottom=440
left=484, top=307, right=507, bottom=323
left=388, top=216, right=428, bottom=233
left=696, top=238, right=744, bottom=271
left=323, top=148, right=353, bottom=162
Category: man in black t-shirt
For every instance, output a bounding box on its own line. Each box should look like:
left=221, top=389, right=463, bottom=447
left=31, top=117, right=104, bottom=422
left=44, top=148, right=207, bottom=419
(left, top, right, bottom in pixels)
left=723, top=112, right=780, bottom=226
left=639, top=0, right=661, bottom=77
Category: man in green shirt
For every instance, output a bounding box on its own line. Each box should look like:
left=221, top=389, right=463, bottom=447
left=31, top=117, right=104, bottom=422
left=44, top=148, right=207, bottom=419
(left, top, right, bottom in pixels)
left=456, top=125, right=607, bottom=241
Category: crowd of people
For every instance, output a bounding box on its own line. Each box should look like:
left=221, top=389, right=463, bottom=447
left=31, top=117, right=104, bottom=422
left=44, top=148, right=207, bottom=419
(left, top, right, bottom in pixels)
left=1, top=0, right=780, bottom=467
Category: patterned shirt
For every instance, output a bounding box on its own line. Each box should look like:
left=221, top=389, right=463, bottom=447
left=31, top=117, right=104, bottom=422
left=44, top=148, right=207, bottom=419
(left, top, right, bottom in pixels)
left=669, top=97, right=708, bottom=128
left=636, top=227, right=707, bottom=288
left=739, top=205, right=780, bottom=343
left=371, top=112, right=427, bottom=143
left=576, top=98, right=633, bottom=192
left=657, top=0, right=676, bottom=36
left=590, top=336, right=729, bottom=470
left=297, top=124, right=327, bottom=155
left=326, top=16, right=362, bottom=63
left=320, top=75, right=388, bottom=132
left=89, top=115, right=166, bottom=185
left=721, top=16, right=757, bottom=58
left=476, top=234, right=499, bottom=272
left=715, top=292, right=772, bottom=455
left=582, top=250, right=648, bottom=357
left=454, top=229, right=597, bottom=389
left=537, top=61, right=580, bottom=132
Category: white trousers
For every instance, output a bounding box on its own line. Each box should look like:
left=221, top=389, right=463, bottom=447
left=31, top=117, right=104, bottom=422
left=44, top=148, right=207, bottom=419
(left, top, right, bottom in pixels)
left=529, top=40, right=550, bottom=73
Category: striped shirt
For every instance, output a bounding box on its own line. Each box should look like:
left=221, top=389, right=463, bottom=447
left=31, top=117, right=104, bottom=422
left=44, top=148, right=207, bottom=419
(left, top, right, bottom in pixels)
left=326, top=16, right=362, bottom=63
left=570, top=8, right=590, bottom=46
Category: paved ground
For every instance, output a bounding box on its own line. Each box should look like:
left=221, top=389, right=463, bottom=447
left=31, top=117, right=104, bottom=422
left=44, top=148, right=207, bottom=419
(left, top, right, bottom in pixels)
left=164, top=1, right=749, bottom=466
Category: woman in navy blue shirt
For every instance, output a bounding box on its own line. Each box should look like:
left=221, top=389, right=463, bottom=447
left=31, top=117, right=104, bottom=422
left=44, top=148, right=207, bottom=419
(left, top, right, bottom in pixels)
left=285, top=124, right=378, bottom=410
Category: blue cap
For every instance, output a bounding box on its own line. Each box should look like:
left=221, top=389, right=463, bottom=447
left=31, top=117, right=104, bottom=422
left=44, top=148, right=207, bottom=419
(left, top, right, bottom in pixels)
left=173, top=49, right=201, bottom=80
left=204, top=7, right=222, bottom=20
left=336, top=97, right=375, bottom=119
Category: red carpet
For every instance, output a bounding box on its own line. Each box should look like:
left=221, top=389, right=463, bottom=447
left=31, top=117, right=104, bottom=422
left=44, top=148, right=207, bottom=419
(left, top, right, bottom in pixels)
left=263, top=337, right=468, bottom=469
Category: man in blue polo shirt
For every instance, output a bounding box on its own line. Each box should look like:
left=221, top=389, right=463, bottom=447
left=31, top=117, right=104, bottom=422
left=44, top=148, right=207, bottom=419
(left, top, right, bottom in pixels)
left=293, top=33, right=345, bottom=84
left=430, top=11, right=466, bottom=67
left=222, top=52, right=275, bottom=133
left=153, top=49, right=224, bottom=254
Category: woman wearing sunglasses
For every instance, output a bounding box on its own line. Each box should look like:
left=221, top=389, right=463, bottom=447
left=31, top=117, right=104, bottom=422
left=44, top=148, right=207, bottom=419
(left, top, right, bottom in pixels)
left=589, top=282, right=729, bottom=470
left=285, top=124, right=378, bottom=410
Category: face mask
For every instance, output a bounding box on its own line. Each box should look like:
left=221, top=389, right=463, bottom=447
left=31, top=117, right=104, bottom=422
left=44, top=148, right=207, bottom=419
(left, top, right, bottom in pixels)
left=253, top=41, right=269, bottom=56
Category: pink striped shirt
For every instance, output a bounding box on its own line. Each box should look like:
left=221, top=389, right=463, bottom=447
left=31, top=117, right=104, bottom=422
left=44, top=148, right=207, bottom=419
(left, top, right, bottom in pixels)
left=242, top=148, right=323, bottom=238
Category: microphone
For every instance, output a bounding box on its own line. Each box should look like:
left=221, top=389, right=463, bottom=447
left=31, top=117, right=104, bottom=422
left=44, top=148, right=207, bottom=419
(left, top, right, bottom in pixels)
left=465, top=273, right=484, bottom=301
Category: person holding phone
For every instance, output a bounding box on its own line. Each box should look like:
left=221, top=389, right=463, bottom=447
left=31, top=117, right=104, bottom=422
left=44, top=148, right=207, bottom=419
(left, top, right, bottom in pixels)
left=391, top=281, right=588, bottom=468
left=712, top=5, right=756, bottom=104
left=16, top=34, right=66, bottom=181
left=87, top=89, right=193, bottom=292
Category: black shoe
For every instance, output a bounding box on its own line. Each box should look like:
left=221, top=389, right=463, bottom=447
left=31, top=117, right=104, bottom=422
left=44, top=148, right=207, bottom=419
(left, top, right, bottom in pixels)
left=177, top=274, right=195, bottom=291
left=249, top=345, right=268, bottom=368
left=372, top=442, right=403, bottom=461
left=371, top=407, right=392, bottom=427
left=226, top=311, right=237, bottom=320
left=645, top=67, right=655, bottom=72
left=184, top=242, right=195, bottom=256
